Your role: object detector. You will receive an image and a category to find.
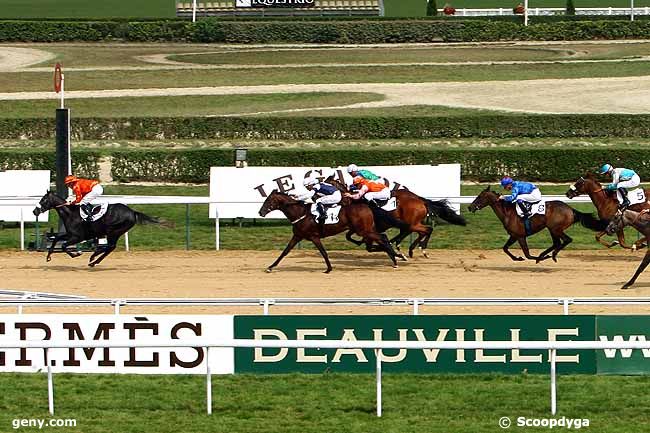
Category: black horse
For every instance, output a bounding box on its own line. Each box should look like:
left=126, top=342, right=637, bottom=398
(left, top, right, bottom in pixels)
left=33, top=191, right=170, bottom=267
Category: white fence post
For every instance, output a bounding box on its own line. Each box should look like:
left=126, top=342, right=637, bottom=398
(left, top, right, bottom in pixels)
left=550, top=349, right=557, bottom=415
left=47, top=348, right=54, bottom=415
left=375, top=349, right=382, bottom=417
left=124, top=232, right=130, bottom=252
left=215, top=215, right=220, bottom=251
left=206, top=347, right=212, bottom=415
left=20, top=208, right=25, bottom=251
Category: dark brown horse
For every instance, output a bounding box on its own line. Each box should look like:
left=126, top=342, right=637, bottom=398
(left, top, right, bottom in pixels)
left=258, top=190, right=399, bottom=273
left=325, top=176, right=466, bottom=258
left=606, top=209, right=650, bottom=289
left=468, top=186, right=607, bottom=262
left=566, top=173, right=650, bottom=249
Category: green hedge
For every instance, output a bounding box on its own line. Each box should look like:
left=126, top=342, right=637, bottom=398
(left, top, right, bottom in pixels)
left=3, top=115, right=650, bottom=140
left=0, top=150, right=101, bottom=180
left=2, top=147, right=648, bottom=183
left=2, top=18, right=650, bottom=42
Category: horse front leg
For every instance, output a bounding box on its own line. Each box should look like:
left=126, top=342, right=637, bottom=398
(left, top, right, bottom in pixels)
left=266, top=235, right=301, bottom=273
left=502, top=235, right=524, bottom=261
left=595, top=230, right=620, bottom=248
left=517, top=238, right=541, bottom=261
left=309, top=237, right=333, bottom=273
left=46, top=233, right=65, bottom=262
left=622, top=249, right=650, bottom=289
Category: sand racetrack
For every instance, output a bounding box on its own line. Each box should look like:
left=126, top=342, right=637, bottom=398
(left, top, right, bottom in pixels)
left=1, top=249, right=650, bottom=315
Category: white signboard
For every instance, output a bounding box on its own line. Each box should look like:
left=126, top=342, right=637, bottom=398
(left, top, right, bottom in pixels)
left=0, top=315, right=234, bottom=375
left=209, top=165, right=460, bottom=219
left=0, top=170, right=50, bottom=222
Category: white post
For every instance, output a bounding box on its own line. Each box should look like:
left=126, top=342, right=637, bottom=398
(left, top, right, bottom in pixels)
left=192, top=0, right=197, bottom=22
left=376, top=349, right=382, bottom=417
left=563, top=299, right=569, bottom=315
left=114, top=301, right=121, bottom=315
left=412, top=299, right=420, bottom=315
left=206, top=347, right=212, bottom=415
left=124, top=232, right=130, bottom=252
left=20, top=208, right=25, bottom=251
left=215, top=216, right=220, bottom=251
left=60, top=73, right=65, bottom=110
left=524, top=0, right=529, bottom=25
left=550, top=349, right=557, bottom=415
left=631, top=0, right=635, bottom=21
left=47, top=348, right=54, bottom=415
left=263, top=300, right=270, bottom=315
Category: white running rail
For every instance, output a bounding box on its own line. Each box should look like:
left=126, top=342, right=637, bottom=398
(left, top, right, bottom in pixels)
left=3, top=338, right=650, bottom=417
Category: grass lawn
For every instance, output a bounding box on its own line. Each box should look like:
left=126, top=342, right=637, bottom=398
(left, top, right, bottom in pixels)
left=6, top=60, right=650, bottom=93
left=0, top=0, right=173, bottom=19
left=1, top=372, right=649, bottom=433
left=2, top=184, right=640, bottom=252
left=0, top=93, right=384, bottom=118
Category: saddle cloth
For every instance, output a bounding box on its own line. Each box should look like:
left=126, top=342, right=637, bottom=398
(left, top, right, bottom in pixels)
left=515, top=201, right=546, bottom=218
left=80, top=202, right=109, bottom=222
left=621, top=188, right=646, bottom=206
left=378, top=197, right=397, bottom=212
left=310, top=204, right=342, bottom=225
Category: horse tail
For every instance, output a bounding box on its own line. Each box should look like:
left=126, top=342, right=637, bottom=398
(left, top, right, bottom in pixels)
left=424, top=199, right=467, bottom=226
left=134, top=211, right=175, bottom=229
left=571, top=208, right=608, bottom=232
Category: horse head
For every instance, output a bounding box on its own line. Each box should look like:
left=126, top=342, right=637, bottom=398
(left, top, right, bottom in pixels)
left=468, top=185, right=496, bottom=213
left=33, top=191, right=63, bottom=216
left=566, top=173, right=600, bottom=199
left=259, top=190, right=293, bottom=217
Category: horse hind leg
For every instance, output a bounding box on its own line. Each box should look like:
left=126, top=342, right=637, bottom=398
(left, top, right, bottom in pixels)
left=364, top=232, right=398, bottom=268
left=418, top=226, right=434, bottom=258
left=551, top=233, right=572, bottom=262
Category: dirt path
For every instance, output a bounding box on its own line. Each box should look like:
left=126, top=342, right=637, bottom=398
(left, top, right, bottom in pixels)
left=0, top=47, right=54, bottom=72
left=1, top=249, right=650, bottom=315
left=2, top=76, right=649, bottom=114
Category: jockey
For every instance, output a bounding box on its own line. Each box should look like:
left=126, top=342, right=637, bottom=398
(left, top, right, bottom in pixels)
left=64, top=175, right=104, bottom=222
left=297, top=175, right=342, bottom=224
left=347, top=164, right=380, bottom=181
left=498, top=176, right=542, bottom=220
left=599, top=163, right=640, bottom=209
left=346, top=174, right=390, bottom=206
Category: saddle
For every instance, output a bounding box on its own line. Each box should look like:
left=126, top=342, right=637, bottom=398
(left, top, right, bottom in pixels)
left=79, top=202, right=109, bottom=222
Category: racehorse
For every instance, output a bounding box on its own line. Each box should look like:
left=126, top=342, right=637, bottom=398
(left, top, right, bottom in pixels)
left=468, top=186, right=607, bottom=262
left=325, top=176, right=466, bottom=258
left=258, top=190, right=399, bottom=273
left=606, top=209, right=650, bottom=289
left=33, top=191, right=170, bottom=267
left=566, top=173, right=650, bottom=249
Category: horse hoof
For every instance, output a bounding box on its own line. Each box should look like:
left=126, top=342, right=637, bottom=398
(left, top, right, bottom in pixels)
left=46, top=257, right=51, bottom=262
left=515, top=257, right=525, bottom=262
left=392, top=264, right=398, bottom=269
left=422, top=252, right=429, bottom=259
left=324, top=269, right=332, bottom=274
left=88, top=263, right=95, bottom=268
left=265, top=268, right=273, bottom=273
left=552, top=256, right=558, bottom=263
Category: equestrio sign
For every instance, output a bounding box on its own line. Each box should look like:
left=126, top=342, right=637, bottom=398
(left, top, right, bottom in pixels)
left=209, top=164, right=461, bottom=219
left=236, top=0, right=315, bottom=7
left=234, top=315, right=597, bottom=374
left=0, top=315, right=234, bottom=374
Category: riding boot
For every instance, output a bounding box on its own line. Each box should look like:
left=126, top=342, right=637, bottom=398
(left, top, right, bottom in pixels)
left=518, top=202, right=532, bottom=236
left=618, top=188, right=630, bottom=209
left=316, top=203, right=326, bottom=235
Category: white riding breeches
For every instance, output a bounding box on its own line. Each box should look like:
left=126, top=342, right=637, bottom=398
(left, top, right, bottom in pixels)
left=617, top=174, right=641, bottom=190
left=365, top=188, right=391, bottom=202
left=315, top=190, right=342, bottom=205
left=79, top=184, right=104, bottom=205
left=515, top=188, right=542, bottom=203
left=617, top=174, right=641, bottom=202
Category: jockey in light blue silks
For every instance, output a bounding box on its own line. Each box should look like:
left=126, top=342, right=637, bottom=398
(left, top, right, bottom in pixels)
left=499, top=176, right=542, bottom=232
left=292, top=175, right=342, bottom=224
left=599, top=163, right=640, bottom=209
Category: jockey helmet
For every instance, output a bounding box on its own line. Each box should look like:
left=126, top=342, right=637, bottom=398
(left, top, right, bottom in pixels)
left=500, top=176, right=513, bottom=187
left=64, top=175, right=78, bottom=185
left=347, top=164, right=358, bottom=174
left=303, top=175, right=318, bottom=187
left=599, top=163, right=613, bottom=174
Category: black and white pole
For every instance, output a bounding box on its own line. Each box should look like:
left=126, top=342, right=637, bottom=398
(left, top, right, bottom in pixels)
left=54, top=63, right=71, bottom=231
